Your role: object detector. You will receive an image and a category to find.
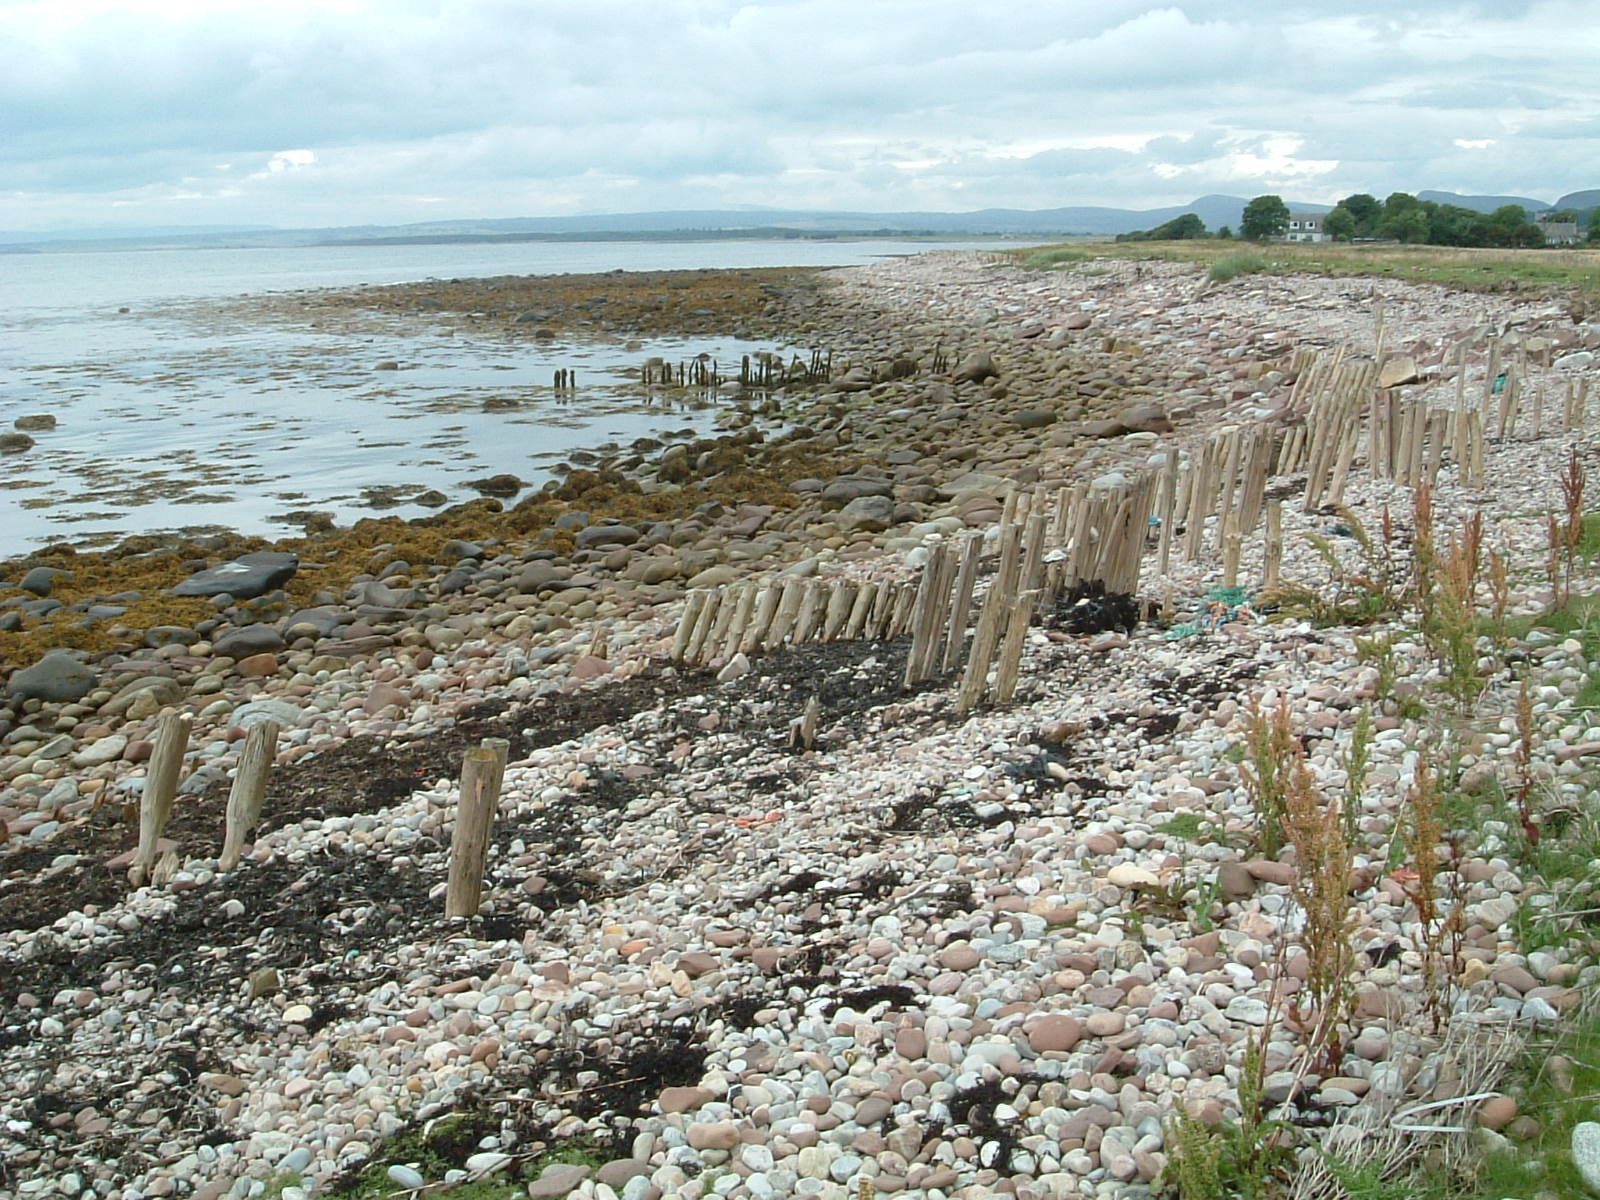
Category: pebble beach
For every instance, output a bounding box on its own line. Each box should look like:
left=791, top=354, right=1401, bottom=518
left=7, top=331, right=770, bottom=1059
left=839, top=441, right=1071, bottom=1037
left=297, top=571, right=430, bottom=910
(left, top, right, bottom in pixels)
left=4, top=248, right=1600, bottom=1200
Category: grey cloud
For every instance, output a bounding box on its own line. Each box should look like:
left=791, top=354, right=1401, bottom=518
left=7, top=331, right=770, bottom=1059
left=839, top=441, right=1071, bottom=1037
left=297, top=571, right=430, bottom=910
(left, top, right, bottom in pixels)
left=0, top=0, right=1594, bottom=229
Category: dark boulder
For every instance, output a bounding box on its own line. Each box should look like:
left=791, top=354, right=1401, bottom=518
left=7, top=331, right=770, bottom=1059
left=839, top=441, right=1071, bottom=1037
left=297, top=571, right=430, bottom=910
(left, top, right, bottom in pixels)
left=172, top=552, right=298, bottom=601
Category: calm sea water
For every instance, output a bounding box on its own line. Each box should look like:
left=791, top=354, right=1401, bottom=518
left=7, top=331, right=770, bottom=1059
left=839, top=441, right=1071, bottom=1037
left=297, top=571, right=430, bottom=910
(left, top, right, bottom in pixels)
left=0, top=238, right=1022, bottom=557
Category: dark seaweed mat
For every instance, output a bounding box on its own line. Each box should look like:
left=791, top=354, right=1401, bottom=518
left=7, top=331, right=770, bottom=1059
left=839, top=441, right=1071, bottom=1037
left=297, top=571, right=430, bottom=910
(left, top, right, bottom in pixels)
left=1, top=635, right=938, bottom=936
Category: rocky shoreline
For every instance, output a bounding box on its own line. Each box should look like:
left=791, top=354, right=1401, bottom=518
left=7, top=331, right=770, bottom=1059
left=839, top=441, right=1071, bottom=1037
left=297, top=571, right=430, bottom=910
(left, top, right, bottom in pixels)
left=4, top=251, right=1600, bottom=1199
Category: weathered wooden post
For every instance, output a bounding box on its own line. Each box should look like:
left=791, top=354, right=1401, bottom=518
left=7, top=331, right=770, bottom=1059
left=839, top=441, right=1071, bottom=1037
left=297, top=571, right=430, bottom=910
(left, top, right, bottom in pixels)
left=942, top=532, right=984, bottom=674
left=1263, top=500, right=1283, bottom=591
left=992, top=591, right=1040, bottom=705
left=446, top=738, right=510, bottom=919
left=1221, top=513, right=1243, bottom=591
left=672, top=591, right=708, bottom=661
left=789, top=695, right=821, bottom=751
left=219, top=720, right=279, bottom=871
left=129, top=711, right=193, bottom=887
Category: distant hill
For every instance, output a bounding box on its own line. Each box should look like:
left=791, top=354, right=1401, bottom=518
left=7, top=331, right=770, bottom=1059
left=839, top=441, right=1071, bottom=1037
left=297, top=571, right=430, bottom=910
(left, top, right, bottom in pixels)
left=1554, top=189, right=1600, bottom=209
left=1416, top=190, right=1551, bottom=215
left=5, top=190, right=1593, bottom=253
left=0, top=197, right=1266, bottom=251
left=1553, top=190, right=1600, bottom=223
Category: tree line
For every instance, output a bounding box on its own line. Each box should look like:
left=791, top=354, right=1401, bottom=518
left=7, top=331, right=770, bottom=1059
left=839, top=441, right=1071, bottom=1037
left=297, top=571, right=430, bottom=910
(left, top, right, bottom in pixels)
left=1119, top=193, right=1596, bottom=247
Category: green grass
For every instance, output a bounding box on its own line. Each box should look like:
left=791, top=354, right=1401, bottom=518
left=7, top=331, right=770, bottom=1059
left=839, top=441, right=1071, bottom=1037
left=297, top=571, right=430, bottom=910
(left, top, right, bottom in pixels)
left=1208, top=252, right=1269, bottom=283
left=1009, top=239, right=1600, bottom=304
left=1022, top=246, right=1093, bottom=269
left=1337, top=1002, right=1600, bottom=1200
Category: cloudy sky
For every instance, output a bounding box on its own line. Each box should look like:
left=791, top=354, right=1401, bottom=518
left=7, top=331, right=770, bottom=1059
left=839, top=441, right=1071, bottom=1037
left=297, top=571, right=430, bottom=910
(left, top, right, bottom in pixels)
left=3, top=0, right=1596, bottom=231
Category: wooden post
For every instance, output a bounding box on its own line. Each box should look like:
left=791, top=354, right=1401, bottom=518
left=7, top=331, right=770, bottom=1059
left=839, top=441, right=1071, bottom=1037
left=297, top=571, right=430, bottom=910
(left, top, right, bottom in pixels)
left=958, top=526, right=1023, bottom=712
left=887, top=582, right=920, bottom=639
left=822, top=581, right=856, bottom=643
left=1019, top=512, right=1050, bottom=598
left=1221, top=512, right=1242, bottom=590
left=742, top=585, right=781, bottom=653
left=793, top=580, right=828, bottom=645
left=1156, top=454, right=1179, bottom=576
left=942, top=532, right=984, bottom=674
left=671, top=591, right=707, bottom=661
left=867, top=580, right=897, bottom=638
left=219, top=720, right=278, bottom=871
left=703, top=585, right=743, bottom=661
left=720, top=585, right=759, bottom=661
left=1263, top=500, right=1283, bottom=591
left=992, top=591, right=1040, bottom=705
left=904, top=546, right=946, bottom=688
left=1483, top=336, right=1501, bottom=428
left=684, top=590, right=722, bottom=663
left=843, top=581, right=878, bottom=640
left=129, top=711, right=192, bottom=887
left=788, top=695, right=820, bottom=751
left=767, top=578, right=806, bottom=648
left=445, top=738, right=509, bottom=919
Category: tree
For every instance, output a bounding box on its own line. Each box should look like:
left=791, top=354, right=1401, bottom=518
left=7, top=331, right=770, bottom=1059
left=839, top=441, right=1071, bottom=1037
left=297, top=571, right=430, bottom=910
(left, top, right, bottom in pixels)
left=1382, top=207, right=1430, bottom=243
left=1589, top=220, right=1600, bottom=244
left=1340, top=193, right=1381, bottom=237
left=1151, top=212, right=1206, bottom=239
left=1427, top=203, right=1478, bottom=246
left=1241, top=195, right=1290, bottom=240
left=1323, top=205, right=1357, bottom=242
left=1217, top=225, right=1234, bottom=240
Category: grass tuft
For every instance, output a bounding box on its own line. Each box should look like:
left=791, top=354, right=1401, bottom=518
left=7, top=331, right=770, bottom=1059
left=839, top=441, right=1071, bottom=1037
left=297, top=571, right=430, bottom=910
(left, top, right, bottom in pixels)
left=1209, top=252, right=1269, bottom=283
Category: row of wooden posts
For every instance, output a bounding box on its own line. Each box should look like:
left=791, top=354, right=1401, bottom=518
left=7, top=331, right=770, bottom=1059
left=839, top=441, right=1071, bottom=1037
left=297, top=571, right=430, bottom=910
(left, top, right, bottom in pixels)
left=127, top=712, right=510, bottom=920
left=670, top=467, right=1168, bottom=711
left=637, top=349, right=835, bottom=391
left=668, top=332, right=1585, bottom=707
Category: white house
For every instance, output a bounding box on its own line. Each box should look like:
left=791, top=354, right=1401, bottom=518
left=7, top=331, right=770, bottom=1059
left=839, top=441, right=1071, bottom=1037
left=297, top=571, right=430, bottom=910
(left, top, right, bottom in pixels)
left=1283, top=211, right=1329, bottom=243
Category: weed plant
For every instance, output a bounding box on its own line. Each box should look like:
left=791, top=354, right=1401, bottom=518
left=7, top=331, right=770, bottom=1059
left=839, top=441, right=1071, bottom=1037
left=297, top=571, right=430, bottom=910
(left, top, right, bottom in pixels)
left=1413, top=484, right=1487, bottom=710
left=1281, top=740, right=1358, bottom=1060
left=1160, top=1017, right=1295, bottom=1199
left=1239, top=697, right=1299, bottom=858
left=1265, top=506, right=1407, bottom=627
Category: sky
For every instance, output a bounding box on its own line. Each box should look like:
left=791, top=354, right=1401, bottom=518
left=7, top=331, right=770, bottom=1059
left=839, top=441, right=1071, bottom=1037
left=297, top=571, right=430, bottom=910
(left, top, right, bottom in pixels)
left=3, top=0, right=1598, bottom=232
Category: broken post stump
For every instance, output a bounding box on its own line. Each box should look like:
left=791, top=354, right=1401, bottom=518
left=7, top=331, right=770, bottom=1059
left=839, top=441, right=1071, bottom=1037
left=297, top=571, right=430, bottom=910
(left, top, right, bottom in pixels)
left=129, top=710, right=193, bottom=887
left=219, top=720, right=279, bottom=871
left=445, top=737, right=511, bottom=918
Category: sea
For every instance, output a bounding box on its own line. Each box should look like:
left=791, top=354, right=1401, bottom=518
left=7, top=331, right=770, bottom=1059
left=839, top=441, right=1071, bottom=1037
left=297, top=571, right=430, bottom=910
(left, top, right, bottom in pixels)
left=0, top=238, right=1030, bottom=560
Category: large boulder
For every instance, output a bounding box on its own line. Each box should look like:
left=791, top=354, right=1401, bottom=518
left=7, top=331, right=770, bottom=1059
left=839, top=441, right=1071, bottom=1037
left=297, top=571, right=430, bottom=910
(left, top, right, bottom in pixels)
left=172, top=552, right=298, bottom=600
left=212, top=624, right=286, bottom=659
left=19, top=566, right=71, bottom=597
left=835, top=495, right=896, bottom=533
left=820, top=475, right=894, bottom=504
left=952, top=351, right=998, bottom=383
left=8, top=650, right=97, bottom=702
left=230, top=699, right=307, bottom=729
left=575, top=523, right=641, bottom=549
left=1378, top=355, right=1422, bottom=389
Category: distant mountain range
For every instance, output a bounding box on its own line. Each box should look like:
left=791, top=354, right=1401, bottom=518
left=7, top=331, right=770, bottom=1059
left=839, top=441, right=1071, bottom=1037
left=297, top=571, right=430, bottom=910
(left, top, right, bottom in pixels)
left=2, top=189, right=1593, bottom=252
